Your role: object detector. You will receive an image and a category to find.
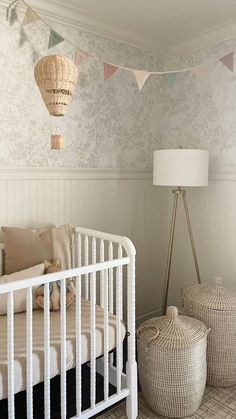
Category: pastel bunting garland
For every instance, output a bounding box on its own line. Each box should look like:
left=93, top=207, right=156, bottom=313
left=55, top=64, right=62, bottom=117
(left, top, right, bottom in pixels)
left=163, top=72, right=177, bottom=87
left=48, top=29, right=64, bottom=49
left=22, top=7, right=40, bottom=25
left=220, top=52, right=234, bottom=72
left=132, top=70, right=150, bottom=90
left=193, top=66, right=206, bottom=80
left=75, top=48, right=90, bottom=65
left=103, top=63, right=118, bottom=80
left=6, top=0, right=236, bottom=91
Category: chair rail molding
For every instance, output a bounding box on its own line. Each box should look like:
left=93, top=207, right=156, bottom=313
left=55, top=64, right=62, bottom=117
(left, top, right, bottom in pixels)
left=0, top=167, right=235, bottom=181
left=0, top=167, right=152, bottom=180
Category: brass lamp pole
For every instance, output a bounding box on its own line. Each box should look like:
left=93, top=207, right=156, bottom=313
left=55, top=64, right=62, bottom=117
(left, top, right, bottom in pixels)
left=153, top=149, right=209, bottom=315
left=162, top=187, right=201, bottom=315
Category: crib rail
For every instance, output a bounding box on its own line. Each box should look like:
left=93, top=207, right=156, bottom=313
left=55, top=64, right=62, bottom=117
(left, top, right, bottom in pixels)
left=0, top=259, right=128, bottom=295
left=0, top=227, right=137, bottom=419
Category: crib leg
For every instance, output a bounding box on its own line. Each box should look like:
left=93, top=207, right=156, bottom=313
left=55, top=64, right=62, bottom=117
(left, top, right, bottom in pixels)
left=126, top=361, right=138, bottom=419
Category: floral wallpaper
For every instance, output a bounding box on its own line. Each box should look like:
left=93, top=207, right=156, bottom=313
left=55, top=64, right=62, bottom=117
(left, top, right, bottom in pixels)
left=0, top=4, right=163, bottom=169
left=1, top=3, right=236, bottom=172
left=162, top=39, right=236, bottom=173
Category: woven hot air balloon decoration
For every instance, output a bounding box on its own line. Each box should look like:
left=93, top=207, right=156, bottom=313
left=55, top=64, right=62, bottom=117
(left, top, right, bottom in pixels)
left=34, top=55, right=78, bottom=117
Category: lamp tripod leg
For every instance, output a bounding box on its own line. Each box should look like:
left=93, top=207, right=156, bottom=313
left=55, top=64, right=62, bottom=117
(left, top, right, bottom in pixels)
left=182, top=191, right=201, bottom=284
left=162, top=190, right=179, bottom=315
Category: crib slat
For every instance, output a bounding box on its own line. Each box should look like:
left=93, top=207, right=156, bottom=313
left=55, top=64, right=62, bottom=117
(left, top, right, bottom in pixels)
left=92, top=238, right=96, bottom=264
left=75, top=232, right=82, bottom=416
left=100, top=239, right=104, bottom=307
left=116, top=244, right=123, bottom=392
left=90, top=271, right=96, bottom=408
left=26, top=287, right=33, bottom=419
left=108, top=242, right=114, bottom=367
left=116, top=265, right=122, bottom=394
left=44, top=282, right=50, bottom=419
left=60, top=278, right=67, bottom=419
left=76, top=274, right=82, bottom=416
left=84, top=235, right=89, bottom=300
left=104, top=269, right=109, bottom=401
left=108, top=241, right=113, bottom=314
left=7, top=291, right=15, bottom=419
left=118, top=245, right=123, bottom=321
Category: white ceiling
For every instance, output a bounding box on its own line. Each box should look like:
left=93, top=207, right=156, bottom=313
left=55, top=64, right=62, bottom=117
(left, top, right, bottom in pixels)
left=10, top=0, right=236, bottom=55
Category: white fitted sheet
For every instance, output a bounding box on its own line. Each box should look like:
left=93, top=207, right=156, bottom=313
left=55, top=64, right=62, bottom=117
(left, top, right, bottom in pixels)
left=0, top=300, right=126, bottom=400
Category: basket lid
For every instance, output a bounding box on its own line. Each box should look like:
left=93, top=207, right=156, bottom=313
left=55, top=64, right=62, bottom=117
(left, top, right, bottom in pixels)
left=183, top=276, right=236, bottom=311
left=138, top=306, right=208, bottom=349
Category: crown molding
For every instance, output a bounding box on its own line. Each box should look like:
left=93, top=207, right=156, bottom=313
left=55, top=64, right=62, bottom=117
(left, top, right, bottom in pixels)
left=2, top=0, right=236, bottom=59
left=171, top=20, right=236, bottom=56
left=0, top=0, right=169, bottom=57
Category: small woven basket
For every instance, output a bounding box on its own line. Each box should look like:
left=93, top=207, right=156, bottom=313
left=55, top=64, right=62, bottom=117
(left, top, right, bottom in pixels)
left=34, top=55, right=78, bottom=116
left=51, top=134, right=64, bottom=150
left=182, top=276, right=236, bottom=387
left=137, top=306, right=208, bottom=418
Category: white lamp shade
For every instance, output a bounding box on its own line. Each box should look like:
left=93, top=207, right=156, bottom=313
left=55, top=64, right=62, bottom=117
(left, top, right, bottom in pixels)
left=153, top=149, right=209, bottom=187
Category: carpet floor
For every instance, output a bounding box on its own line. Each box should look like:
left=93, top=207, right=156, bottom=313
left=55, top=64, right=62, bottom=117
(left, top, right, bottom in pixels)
left=98, top=385, right=236, bottom=418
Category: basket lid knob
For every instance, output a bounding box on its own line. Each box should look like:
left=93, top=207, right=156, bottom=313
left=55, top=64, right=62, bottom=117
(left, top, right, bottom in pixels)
left=166, top=306, right=178, bottom=318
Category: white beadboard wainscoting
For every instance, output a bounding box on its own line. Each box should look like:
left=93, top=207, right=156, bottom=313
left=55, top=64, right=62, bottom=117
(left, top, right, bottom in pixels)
left=0, top=168, right=165, bottom=323
left=1, top=168, right=235, bottom=321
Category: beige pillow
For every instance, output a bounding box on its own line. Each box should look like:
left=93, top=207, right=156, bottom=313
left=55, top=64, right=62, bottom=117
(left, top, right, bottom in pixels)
left=2, top=226, right=53, bottom=274
left=0, top=263, right=45, bottom=315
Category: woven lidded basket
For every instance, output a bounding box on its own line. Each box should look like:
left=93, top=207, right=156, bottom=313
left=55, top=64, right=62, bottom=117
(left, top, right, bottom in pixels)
left=34, top=55, right=78, bottom=116
left=182, top=277, right=236, bottom=387
left=137, top=306, right=208, bottom=418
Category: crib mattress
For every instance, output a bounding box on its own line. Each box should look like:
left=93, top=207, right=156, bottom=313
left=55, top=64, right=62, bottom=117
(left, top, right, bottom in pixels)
left=0, top=300, right=126, bottom=400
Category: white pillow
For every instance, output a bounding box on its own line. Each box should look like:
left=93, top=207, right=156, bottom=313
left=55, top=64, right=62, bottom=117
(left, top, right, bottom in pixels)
left=0, top=263, right=45, bottom=315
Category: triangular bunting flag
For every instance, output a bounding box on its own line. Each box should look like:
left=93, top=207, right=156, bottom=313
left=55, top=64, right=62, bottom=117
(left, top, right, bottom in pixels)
left=75, top=48, right=90, bottom=66
left=193, top=65, right=207, bottom=80
left=220, top=52, right=234, bottom=72
left=48, top=29, right=64, bottom=49
left=22, top=7, right=40, bottom=26
left=103, top=63, right=118, bottom=80
left=163, top=72, right=177, bottom=87
left=133, top=70, right=150, bottom=90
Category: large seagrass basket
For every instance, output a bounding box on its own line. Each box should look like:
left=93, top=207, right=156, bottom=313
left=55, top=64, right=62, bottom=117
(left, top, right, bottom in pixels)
left=137, top=306, right=208, bottom=418
left=34, top=55, right=78, bottom=116
left=182, top=277, right=236, bottom=387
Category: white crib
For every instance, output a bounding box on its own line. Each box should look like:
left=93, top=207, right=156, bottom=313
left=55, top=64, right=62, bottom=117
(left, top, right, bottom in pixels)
left=0, top=226, right=137, bottom=419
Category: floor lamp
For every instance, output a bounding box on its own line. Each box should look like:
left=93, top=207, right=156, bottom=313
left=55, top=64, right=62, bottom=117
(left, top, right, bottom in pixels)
left=153, top=149, right=209, bottom=314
